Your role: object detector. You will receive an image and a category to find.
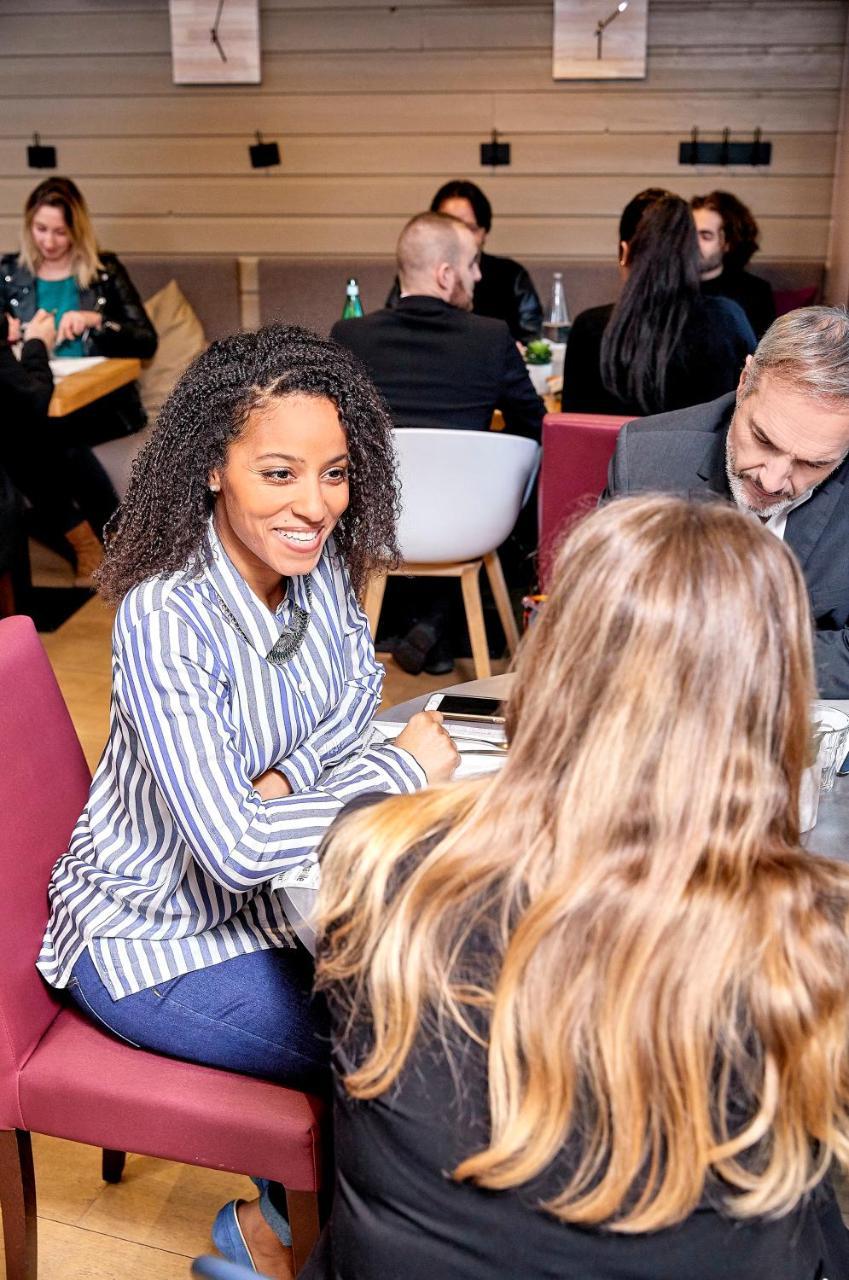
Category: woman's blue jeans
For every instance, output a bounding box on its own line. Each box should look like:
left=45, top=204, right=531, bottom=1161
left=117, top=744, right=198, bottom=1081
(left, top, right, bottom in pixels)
left=67, top=945, right=330, bottom=1248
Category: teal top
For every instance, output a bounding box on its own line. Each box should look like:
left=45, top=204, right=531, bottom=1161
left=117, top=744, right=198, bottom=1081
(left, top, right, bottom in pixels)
left=36, top=276, right=85, bottom=356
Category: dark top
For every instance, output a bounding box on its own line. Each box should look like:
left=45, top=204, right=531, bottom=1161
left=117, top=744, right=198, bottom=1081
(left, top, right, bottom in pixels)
left=0, top=334, right=53, bottom=422
left=604, top=392, right=849, bottom=697
left=386, top=251, right=543, bottom=343
left=0, top=251, right=157, bottom=361
left=331, top=295, right=543, bottom=440
left=561, top=296, right=755, bottom=417
left=701, top=267, right=776, bottom=340
left=306, top=829, right=849, bottom=1279
left=1, top=251, right=157, bottom=434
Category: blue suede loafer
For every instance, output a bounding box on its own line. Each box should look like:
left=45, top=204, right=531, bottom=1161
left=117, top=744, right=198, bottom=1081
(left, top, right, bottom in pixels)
left=211, top=1200, right=256, bottom=1272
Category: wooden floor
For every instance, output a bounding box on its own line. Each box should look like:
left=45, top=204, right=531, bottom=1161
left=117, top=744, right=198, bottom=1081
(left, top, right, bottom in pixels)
left=10, top=546, right=507, bottom=1279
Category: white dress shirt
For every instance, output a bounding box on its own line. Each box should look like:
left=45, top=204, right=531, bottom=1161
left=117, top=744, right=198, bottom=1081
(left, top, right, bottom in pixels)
left=752, top=488, right=813, bottom=540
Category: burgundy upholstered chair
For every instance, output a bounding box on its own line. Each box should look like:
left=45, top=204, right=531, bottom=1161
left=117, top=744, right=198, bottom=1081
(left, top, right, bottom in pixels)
left=0, top=616, right=327, bottom=1279
left=538, top=412, right=632, bottom=588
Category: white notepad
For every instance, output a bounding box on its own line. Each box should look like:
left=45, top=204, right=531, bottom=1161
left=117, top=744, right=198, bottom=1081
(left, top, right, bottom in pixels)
left=49, top=356, right=106, bottom=380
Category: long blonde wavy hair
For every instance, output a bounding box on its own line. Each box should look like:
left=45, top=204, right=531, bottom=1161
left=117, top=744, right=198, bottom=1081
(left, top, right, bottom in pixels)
left=317, top=494, right=849, bottom=1232
left=20, top=177, right=101, bottom=288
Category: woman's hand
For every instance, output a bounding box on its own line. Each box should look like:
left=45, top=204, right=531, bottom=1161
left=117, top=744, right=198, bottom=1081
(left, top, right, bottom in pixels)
left=394, top=711, right=460, bottom=783
left=252, top=768, right=293, bottom=801
left=56, top=309, right=102, bottom=345
left=5, top=315, right=21, bottom=344
left=23, top=309, right=56, bottom=351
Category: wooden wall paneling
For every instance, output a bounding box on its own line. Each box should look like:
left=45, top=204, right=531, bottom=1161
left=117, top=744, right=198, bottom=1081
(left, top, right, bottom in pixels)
left=0, top=12, right=169, bottom=55
left=0, top=133, right=835, bottom=180
left=0, top=94, right=496, bottom=137
left=495, top=92, right=839, bottom=135
left=0, top=175, right=833, bottom=220
left=0, top=215, right=827, bottom=260
left=490, top=216, right=829, bottom=259
left=11, top=0, right=836, bottom=43
left=0, top=0, right=842, bottom=267
left=0, top=133, right=838, bottom=179
left=649, top=2, right=847, bottom=47
left=0, top=48, right=842, bottom=100
left=0, top=90, right=839, bottom=141
left=826, top=5, right=849, bottom=304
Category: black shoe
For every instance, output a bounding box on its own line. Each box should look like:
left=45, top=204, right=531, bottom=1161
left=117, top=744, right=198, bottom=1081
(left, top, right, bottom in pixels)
left=424, top=638, right=455, bottom=676
left=393, top=621, right=440, bottom=675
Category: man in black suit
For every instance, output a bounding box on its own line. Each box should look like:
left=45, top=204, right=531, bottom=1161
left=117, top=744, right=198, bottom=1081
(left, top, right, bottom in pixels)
left=605, top=307, right=849, bottom=697
left=331, top=212, right=543, bottom=674
left=331, top=211, right=543, bottom=440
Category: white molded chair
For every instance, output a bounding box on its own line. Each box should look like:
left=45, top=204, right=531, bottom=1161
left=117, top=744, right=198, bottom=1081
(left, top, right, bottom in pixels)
left=92, top=425, right=154, bottom=501
left=364, top=429, right=540, bottom=679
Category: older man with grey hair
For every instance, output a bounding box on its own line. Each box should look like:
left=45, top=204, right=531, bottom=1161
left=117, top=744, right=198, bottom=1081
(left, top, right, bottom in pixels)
left=605, top=306, right=849, bottom=696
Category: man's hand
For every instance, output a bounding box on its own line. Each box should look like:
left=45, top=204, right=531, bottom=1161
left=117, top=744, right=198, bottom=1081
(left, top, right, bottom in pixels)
left=394, top=710, right=460, bottom=783
left=56, top=309, right=102, bottom=345
left=6, top=315, right=21, bottom=344
left=23, top=309, right=56, bottom=352
left=252, top=768, right=293, bottom=801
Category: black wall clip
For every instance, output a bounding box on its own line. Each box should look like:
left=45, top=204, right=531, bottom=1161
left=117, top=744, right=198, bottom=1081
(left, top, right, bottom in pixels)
left=679, top=127, right=771, bottom=167
left=481, top=129, right=511, bottom=168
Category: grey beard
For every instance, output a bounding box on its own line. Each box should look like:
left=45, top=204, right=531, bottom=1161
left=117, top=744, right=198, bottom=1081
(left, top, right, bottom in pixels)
left=725, top=442, right=795, bottom=520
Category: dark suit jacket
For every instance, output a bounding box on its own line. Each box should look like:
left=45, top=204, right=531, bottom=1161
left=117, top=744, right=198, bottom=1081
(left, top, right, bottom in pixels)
left=605, top=392, right=849, bottom=697
left=330, top=295, right=544, bottom=440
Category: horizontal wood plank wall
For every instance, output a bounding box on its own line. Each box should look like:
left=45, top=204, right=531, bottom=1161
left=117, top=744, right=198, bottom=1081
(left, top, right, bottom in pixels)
left=826, top=9, right=849, bottom=304
left=0, top=0, right=844, bottom=289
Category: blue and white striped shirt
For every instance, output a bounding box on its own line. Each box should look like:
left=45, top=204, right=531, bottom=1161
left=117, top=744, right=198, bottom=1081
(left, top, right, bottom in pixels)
left=37, top=522, right=424, bottom=999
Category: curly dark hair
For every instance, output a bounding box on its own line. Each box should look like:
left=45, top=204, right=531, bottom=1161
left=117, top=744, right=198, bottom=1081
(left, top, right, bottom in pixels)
left=691, top=190, right=760, bottom=270
left=96, top=323, right=400, bottom=603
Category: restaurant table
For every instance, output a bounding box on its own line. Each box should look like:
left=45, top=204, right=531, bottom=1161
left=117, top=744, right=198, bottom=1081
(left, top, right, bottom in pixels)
left=48, top=357, right=141, bottom=417
left=279, top=683, right=849, bottom=954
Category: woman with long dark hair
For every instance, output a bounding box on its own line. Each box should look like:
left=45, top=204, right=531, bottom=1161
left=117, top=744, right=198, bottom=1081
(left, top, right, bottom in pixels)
left=562, top=189, right=755, bottom=415
left=311, top=495, right=849, bottom=1280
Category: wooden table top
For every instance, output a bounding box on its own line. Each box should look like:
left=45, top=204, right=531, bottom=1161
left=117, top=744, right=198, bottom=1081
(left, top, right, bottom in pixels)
left=48, top=358, right=141, bottom=418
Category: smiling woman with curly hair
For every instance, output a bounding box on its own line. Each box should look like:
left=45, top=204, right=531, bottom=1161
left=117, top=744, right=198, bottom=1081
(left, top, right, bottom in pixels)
left=37, top=323, right=458, bottom=1279
left=98, top=323, right=401, bottom=602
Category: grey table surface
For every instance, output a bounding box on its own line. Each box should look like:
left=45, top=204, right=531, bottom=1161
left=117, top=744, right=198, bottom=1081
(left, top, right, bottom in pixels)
left=280, top=685, right=849, bottom=954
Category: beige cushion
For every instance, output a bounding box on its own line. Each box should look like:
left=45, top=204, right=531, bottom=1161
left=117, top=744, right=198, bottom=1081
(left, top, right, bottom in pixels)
left=138, top=279, right=206, bottom=422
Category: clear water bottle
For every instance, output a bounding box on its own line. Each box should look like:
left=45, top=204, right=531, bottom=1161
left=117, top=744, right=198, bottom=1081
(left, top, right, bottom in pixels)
left=341, top=277, right=364, bottom=319
left=542, top=271, right=570, bottom=344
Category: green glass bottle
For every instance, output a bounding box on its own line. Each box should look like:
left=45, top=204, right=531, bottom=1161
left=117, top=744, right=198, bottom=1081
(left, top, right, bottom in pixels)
left=341, top=277, right=364, bottom=319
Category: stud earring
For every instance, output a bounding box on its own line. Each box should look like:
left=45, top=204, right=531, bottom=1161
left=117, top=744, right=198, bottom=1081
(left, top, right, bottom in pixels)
left=209, top=484, right=220, bottom=494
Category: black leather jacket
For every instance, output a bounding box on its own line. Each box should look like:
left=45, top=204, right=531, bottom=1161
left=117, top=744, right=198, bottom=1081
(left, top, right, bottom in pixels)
left=0, top=252, right=157, bottom=360
left=386, top=251, right=543, bottom=343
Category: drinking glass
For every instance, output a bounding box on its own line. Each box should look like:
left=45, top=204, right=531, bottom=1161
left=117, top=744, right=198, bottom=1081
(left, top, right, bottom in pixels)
left=811, top=704, right=849, bottom=794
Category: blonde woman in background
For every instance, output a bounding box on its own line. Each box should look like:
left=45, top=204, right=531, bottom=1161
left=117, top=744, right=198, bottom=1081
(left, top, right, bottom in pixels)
left=311, top=494, right=849, bottom=1280
left=1, top=177, right=157, bottom=583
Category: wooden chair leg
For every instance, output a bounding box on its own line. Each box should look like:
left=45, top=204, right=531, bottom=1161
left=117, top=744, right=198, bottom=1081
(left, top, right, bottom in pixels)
left=286, top=1188, right=321, bottom=1274
left=362, top=572, right=387, bottom=642
left=460, top=563, right=491, bottom=680
left=101, top=1148, right=126, bottom=1183
left=484, top=551, right=520, bottom=656
left=0, top=1129, right=37, bottom=1280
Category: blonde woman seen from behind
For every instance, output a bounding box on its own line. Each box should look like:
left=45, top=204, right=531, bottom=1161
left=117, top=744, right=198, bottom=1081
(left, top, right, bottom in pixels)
left=311, top=495, right=849, bottom=1280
